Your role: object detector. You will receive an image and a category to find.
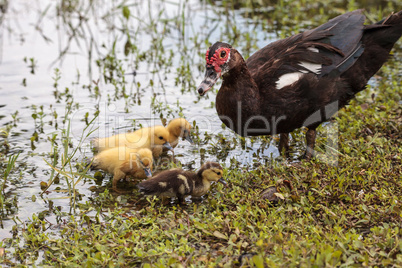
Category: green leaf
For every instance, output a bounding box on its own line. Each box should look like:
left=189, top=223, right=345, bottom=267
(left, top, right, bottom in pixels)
left=274, top=192, right=285, bottom=200
left=252, top=254, right=264, bottom=268
left=122, top=6, right=130, bottom=20
left=213, top=231, right=227, bottom=240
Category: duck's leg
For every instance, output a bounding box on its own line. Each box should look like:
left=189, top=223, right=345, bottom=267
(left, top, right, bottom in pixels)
left=304, top=129, right=317, bottom=160
left=177, top=195, right=185, bottom=204
left=278, top=133, right=290, bottom=157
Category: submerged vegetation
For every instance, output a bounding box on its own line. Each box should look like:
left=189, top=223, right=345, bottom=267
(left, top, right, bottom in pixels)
left=0, top=0, right=401, bottom=266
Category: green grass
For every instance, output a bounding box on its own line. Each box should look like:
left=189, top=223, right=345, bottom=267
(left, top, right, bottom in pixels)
left=3, top=68, right=401, bottom=266
left=0, top=0, right=401, bottom=266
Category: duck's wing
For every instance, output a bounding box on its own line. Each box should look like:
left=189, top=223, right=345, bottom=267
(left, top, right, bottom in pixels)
left=247, top=10, right=366, bottom=91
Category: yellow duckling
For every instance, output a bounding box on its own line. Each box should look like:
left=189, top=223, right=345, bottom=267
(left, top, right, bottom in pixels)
left=91, top=147, right=153, bottom=192
left=138, top=162, right=226, bottom=203
left=165, top=118, right=193, bottom=150
left=93, top=125, right=172, bottom=158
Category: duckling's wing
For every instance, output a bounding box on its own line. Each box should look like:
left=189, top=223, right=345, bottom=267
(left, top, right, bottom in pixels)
left=138, top=170, right=185, bottom=196
left=137, top=182, right=155, bottom=195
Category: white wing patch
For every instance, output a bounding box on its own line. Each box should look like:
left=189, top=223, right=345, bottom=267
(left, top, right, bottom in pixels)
left=299, top=61, right=321, bottom=74
left=276, top=47, right=321, bottom=90
left=307, top=47, right=319, bottom=53
left=276, top=72, right=304, bottom=90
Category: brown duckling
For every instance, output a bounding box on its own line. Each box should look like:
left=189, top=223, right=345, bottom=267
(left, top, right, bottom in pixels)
left=92, top=147, right=153, bottom=192
left=93, top=125, right=172, bottom=158
left=166, top=118, right=193, bottom=149
left=138, top=162, right=226, bottom=203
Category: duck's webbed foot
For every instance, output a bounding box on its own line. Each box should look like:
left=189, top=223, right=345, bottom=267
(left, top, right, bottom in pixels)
left=177, top=195, right=185, bottom=204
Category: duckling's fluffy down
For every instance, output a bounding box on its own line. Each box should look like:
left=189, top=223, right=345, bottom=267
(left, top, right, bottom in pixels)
left=92, top=125, right=171, bottom=158
left=165, top=118, right=193, bottom=149
left=138, top=161, right=225, bottom=201
left=92, top=147, right=153, bottom=191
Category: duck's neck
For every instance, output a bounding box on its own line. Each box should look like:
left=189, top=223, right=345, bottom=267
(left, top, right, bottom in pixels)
left=216, top=62, right=261, bottom=136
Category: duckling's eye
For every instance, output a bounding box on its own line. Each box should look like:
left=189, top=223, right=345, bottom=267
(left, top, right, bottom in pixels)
left=220, top=50, right=226, bottom=58
left=216, top=172, right=221, bottom=176
left=159, top=136, right=163, bottom=140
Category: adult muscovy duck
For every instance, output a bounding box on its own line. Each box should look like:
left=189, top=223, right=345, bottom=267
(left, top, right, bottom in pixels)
left=197, top=10, right=402, bottom=159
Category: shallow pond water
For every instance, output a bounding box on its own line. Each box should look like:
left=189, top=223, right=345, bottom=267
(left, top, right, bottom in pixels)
left=0, top=0, right=281, bottom=240
left=0, top=0, right=401, bottom=246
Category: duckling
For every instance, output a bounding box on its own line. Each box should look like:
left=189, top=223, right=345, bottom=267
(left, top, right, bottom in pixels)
left=93, top=126, right=172, bottom=158
left=165, top=118, right=193, bottom=150
left=138, top=162, right=226, bottom=203
left=91, top=147, right=153, bottom=192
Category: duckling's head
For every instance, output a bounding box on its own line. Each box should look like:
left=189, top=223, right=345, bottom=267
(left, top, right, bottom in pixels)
left=135, top=148, right=153, bottom=177
left=198, top=162, right=227, bottom=185
left=151, top=126, right=173, bottom=151
left=167, top=118, right=193, bottom=143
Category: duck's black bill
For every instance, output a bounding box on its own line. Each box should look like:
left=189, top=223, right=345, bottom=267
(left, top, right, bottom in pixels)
left=197, top=67, right=220, bottom=96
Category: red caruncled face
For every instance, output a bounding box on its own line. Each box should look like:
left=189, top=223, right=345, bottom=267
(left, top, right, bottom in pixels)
left=205, top=47, right=231, bottom=73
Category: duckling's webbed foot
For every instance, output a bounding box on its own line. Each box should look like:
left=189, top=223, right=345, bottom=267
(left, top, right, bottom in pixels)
left=112, top=174, right=132, bottom=194
left=112, top=186, right=131, bottom=194
left=303, top=129, right=316, bottom=160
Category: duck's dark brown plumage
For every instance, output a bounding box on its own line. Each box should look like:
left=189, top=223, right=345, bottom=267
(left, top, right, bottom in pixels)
left=197, top=10, right=402, bottom=158
left=138, top=162, right=226, bottom=203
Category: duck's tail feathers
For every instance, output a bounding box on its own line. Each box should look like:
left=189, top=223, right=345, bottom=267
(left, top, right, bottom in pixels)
left=344, top=10, right=402, bottom=93
left=364, top=10, right=402, bottom=51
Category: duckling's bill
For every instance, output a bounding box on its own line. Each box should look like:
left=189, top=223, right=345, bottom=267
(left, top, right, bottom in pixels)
left=218, top=178, right=227, bottom=187
left=144, top=167, right=152, bottom=177
left=184, top=130, right=194, bottom=144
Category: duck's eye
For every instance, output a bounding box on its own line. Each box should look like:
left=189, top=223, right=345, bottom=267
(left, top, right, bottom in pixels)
left=159, top=136, right=163, bottom=140
left=219, top=50, right=226, bottom=58
left=216, top=171, right=221, bottom=176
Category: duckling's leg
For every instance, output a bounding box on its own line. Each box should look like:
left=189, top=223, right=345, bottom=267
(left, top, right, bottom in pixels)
left=304, top=129, right=316, bottom=160
left=112, top=169, right=128, bottom=193
left=278, top=133, right=290, bottom=157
